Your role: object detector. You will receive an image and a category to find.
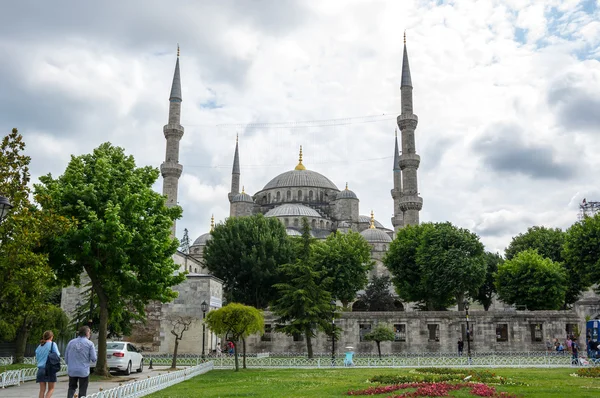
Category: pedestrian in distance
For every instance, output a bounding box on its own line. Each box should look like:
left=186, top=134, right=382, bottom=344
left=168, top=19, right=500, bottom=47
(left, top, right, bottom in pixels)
left=35, top=330, right=60, bottom=398
left=457, top=339, right=464, bottom=356
left=65, top=326, right=97, bottom=398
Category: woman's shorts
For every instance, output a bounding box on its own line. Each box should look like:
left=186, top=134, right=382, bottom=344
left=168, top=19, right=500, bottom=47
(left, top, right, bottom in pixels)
left=36, top=367, right=57, bottom=383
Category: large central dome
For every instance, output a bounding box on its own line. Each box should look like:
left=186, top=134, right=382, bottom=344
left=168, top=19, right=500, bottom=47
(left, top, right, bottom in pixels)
left=262, top=169, right=339, bottom=191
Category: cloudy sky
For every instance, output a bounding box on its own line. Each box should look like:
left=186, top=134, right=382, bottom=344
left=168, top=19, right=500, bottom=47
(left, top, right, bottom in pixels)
left=2, top=0, right=599, bottom=254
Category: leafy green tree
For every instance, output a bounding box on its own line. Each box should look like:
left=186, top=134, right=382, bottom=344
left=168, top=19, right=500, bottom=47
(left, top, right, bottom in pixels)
left=271, top=218, right=334, bottom=358
left=474, top=252, right=503, bottom=311
left=364, top=325, right=396, bottom=358
left=0, top=128, right=72, bottom=363
left=506, top=226, right=583, bottom=306
left=495, top=249, right=567, bottom=310
left=385, top=222, right=486, bottom=311
left=34, top=143, right=185, bottom=375
left=312, top=230, right=373, bottom=308
left=203, top=214, right=293, bottom=309
left=356, top=275, right=397, bottom=311
left=205, top=303, right=264, bottom=371
left=563, top=213, right=600, bottom=295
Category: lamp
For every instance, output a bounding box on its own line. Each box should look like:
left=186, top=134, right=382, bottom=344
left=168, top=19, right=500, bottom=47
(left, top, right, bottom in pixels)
left=201, top=300, right=208, bottom=360
left=330, top=299, right=336, bottom=367
left=0, top=196, right=13, bottom=224
left=463, top=299, right=472, bottom=364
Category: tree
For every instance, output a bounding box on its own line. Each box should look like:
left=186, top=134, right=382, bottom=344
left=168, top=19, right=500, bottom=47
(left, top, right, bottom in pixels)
left=203, top=214, right=293, bottom=309
left=180, top=228, right=190, bottom=254
left=564, top=213, right=600, bottom=294
left=204, top=303, right=264, bottom=371
left=474, top=252, right=503, bottom=311
left=364, top=325, right=396, bottom=358
left=0, top=128, right=71, bottom=363
left=166, top=314, right=195, bottom=369
left=506, top=226, right=583, bottom=307
left=356, top=275, right=397, bottom=311
left=271, top=218, right=334, bottom=358
left=312, top=230, right=373, bottom=308
left=495, top=249, right=567, bottom=310
left=34, top=143, right=185, bottom=375
left=384, top=222, right=486, bottom=311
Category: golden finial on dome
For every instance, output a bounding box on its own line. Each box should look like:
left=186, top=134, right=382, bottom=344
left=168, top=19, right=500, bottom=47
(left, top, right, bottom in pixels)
left=370, top=210, right=376, bottom=229
left=345, top=182, right=349, bottom=190
left=242, top=185, right=245, bottom=194
left=295, top=145, right=306, bottom=170
left=210, top=214, right=214, bottom=231
left=177, top=44, right=180, bottom=57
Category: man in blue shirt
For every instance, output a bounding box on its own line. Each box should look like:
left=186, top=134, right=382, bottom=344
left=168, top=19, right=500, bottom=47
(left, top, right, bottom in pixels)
left=65, top=326, right=97, bottom=398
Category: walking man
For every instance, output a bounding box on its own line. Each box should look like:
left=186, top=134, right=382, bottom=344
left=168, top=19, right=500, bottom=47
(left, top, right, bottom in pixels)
left=65, top=326, right=97, bottom=398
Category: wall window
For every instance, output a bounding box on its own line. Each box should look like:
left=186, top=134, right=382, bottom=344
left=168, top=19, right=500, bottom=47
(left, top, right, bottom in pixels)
left=287, top=190, right=291, bottom=201
left=262, top=324, right=272, bottom=342
left=294, top=218, right=299, bottom=227
left=284, top=218, right=289, bottom=226
left=530, top=323, right=543, bottom=342
left=298, top=190, right=303, bottom=200
left=319, top=220, right=324, bottom=228
left=309, top=190, right=314, bottom=201
left=276, top=191, right=281, bottom=202
left=268, top=193, right=271, bottom=203
left=393, top=324, right=406, bottom=342
left=320, top=192, right=324, bottom=201
left=428, top=324, right=440, bottom=342
left=496, top=324, right=508, bottom=342
left=359, top=324, right=372, bottom=342
left=311, top=219, right=316, bottom=229
left=293, top=332, right=304, bottom=342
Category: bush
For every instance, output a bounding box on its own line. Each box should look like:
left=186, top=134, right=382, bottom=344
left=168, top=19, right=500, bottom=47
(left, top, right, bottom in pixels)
left=576, top=367, right=600, bottom=378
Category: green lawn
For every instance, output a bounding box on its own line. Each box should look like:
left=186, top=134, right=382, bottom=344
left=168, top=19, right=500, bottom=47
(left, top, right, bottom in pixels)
left=146, top=367, right=600, bottom=398
left=0, top=363, right=36, bottom=372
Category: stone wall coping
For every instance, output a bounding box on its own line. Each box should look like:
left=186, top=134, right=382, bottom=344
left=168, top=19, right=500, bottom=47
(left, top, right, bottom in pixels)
left=185, top=274, right=224, bottom=283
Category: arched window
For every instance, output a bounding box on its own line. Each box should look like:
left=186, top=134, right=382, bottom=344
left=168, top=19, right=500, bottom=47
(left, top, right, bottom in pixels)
left=262, top=196, right=267, bottom=204
left=276, top=191, right=281, bottom=202
left=294, top=218, right=299, bottom=227
left=319, top=220, right=324, bottom=228
left=285, top=218, right=289, bottom=226
left=268, top=193, right=271, bottom=203
left=287, top=190, right=291, bottom=201
left=309, top=190, right=314, bottom=201
left=311, top=219, right=316, bottom=229
left=326, top=222, right=329, bottom=229
left=320, top=192, right=324, bottom=201
left=194, top=268, right=198, bottom=273
left=298, top=190, right=303, bottom=200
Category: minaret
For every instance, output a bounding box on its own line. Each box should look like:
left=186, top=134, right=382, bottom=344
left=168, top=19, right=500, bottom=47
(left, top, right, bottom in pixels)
left=391, top=128, right=404, bottom=232
left=228, top=134, right=240, bottom=203
left=397, top=32, right=423, bottom=226
left=160, top=45, right=184, bottom=237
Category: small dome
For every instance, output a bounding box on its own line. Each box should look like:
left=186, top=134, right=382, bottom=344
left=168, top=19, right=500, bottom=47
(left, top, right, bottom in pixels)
left=286, top=228, right=302, bottom=236
left=337, top=221, right=351, bottom=228
left=359, top=215, right=384, bottom=228
left=192, top=232, right=212, bottom=246
left=232, top=191, right=254, bottom=203
left=265, top=203, right=322, bottom=218
left=360, top=228, right=392, bottom=243
left=336, top=189, right=358, bottom=200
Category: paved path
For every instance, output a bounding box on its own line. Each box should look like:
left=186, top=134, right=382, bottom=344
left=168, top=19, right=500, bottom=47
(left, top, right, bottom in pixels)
left=0, top=366, right=174, bottom=398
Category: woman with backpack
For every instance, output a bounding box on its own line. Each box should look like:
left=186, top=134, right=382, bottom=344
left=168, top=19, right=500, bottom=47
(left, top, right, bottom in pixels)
left=35, top=330, right=61, bottom=398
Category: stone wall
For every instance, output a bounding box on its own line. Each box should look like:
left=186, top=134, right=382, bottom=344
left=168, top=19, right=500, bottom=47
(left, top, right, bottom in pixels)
left=245, top=310, right=582, bottom=354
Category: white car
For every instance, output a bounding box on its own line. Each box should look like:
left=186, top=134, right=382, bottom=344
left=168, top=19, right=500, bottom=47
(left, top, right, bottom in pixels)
left=106, top=342, right=144, bottom=375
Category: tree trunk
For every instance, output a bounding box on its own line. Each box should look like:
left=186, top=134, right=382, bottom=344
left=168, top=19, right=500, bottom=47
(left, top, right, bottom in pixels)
left=341, top=299, right=349, bottom=309
left=14, top=319, right=30, bottom=364
left=171, top=339, right=179, bottom=369
left=456, top=292, right=465, bottom=311
left=305, top=330, right=313, bottom=359
left=376, top=341, right=382, bottom=359
left=242, top=338, right=247, bottom=369
left=233, top=342, right=239, bottom=371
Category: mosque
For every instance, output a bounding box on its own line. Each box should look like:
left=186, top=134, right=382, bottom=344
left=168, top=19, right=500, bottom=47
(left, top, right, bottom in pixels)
left=161, top=37, right=424, bottom=280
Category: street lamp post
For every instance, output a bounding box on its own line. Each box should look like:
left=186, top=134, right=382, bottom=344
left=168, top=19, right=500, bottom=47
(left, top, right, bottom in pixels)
left=201, top=300, right=208, bottom=361
left=464, top=300, right=472, bottom=364
left=330, top=299, right=336, bottom=367
left=0, top=195, right=14, bottom=224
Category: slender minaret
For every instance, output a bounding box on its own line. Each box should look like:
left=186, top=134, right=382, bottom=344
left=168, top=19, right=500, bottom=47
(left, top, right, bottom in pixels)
left=160, top=45, right=184, bottom=236
left=228, top=134, right=240, bottom=203
left=391, top=128, right=404, bottom=232
left=397, top=32, right=423, bottom=226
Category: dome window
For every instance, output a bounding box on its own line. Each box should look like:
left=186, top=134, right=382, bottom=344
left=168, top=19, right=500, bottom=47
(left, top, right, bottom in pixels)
left=287, top=190, right=291, bottom=201
left=298, top=190, right=302, bottom=200
left=309, top=190, right=314, bottom=201
left=276, top=191, right=281, bottom=202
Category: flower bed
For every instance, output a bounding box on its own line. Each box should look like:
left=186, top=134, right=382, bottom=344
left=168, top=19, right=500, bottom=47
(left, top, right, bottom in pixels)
left=369, top=368, right=506, bottom=385
left=347, top=382, right=520, bottom=397
left=574, top=367, right=600, bottom=378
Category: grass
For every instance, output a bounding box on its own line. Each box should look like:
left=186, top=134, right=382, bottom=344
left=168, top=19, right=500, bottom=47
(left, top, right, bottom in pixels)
left=0, top=363, right=36, bottom=372
left=145, top=367, right=600, bottom=398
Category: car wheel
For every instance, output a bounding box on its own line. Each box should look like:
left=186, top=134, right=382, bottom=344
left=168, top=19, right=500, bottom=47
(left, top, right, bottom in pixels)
left=124, top=361, right=131, bottom=376
left=137, top=359, right=143, bottom=373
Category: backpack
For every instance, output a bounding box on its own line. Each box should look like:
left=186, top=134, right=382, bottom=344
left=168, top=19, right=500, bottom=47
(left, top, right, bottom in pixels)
left=45, top=343, right=61, bottom=375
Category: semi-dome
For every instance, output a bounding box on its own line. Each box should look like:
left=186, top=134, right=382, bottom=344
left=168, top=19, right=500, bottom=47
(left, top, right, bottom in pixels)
left=359, top=215, right=384, bottom=228
left=232, top=191, right=254, bottom=203
left=361, top=228, right=392, bottom=243
left=262, top=169, right=339, bottom=191
left=264, top=203, right=322, bottom=218
left=286, top=228, right=302, bottom=236
left=193, top=232, right=212, bottom=246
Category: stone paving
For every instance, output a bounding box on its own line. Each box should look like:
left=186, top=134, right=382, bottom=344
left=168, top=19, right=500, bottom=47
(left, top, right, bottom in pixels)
left=0, top=366, right=174, bottom=398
